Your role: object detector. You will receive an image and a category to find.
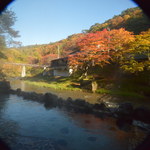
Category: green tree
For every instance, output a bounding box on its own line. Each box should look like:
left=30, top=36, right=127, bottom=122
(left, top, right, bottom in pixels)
left=0, top=9, right=19, bottom=48
left=0, top=36, right=6, bottom=50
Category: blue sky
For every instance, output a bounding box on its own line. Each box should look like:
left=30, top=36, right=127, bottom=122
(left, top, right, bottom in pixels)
left=8, top=0, right=137, bottom=46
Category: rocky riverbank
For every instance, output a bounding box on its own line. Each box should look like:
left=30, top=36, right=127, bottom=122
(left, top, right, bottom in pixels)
left=1, top=80, right=150, bottom=129
left=9, top=88, right=150, bottom=130
left=9, top=88, right=150, bottom=149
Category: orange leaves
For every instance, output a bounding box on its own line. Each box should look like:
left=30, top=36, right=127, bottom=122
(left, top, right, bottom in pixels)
left=110, top=28, right=134, bottom=49
left=69, top=28, right=134, bottom=70
left=40, top=54, right=58, bottom=65
left=69, top=29, right=111, bottom=68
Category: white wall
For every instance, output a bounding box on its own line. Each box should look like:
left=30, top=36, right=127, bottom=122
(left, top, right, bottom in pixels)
left=53, top=69, right=69, bottom=77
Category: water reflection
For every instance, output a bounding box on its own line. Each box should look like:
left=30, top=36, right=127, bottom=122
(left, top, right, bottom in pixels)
left=20, top=81, right=25, bottom=91
left=0, top=95, right=20, bottom=149
left=66, top=112, right=147, bottom=149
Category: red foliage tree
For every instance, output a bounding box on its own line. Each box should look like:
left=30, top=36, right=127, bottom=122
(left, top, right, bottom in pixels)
left=69, top=29, right=111, bottom=69
left=40, top=54, right=58, bottom=65
left=68, top=28, right=134, bottom=73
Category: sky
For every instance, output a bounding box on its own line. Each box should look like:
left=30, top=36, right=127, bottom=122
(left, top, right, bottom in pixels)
left=8, top=0, right=138, bottom=46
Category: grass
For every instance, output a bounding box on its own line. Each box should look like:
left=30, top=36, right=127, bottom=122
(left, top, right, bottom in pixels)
left=23, top=73, right=149, bottom=101
left=23, top=76, right=81, bottom=91
left=110, top=90, right=145, bottom=99
left=24, top=75, right=148, bottom=97
left=96, top=88, right=145, bottom=98
left=96, top=88, right=111, bottom=94
left=22, top=75, right=150, bottom=108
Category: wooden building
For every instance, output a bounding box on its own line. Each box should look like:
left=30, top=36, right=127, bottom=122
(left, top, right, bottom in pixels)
left=50, top=57, right=73, bottom=77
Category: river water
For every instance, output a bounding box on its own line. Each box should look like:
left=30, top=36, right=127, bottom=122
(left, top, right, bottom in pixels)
left=0, top=80, right=147, bottom=150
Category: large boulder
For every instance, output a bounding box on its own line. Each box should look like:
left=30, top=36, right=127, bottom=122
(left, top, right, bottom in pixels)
left=73, top=99, right=86, bottom=106
left=72, top=99, right=93, bottom=113
left=16, top=88, right=22, bottom=95
left=117, top=102, right=133, bottom=116
left=115, top=102, right=134, bottom=130
left=93, top=102, right=108, bottom=111
left=66, top=97, right=74, bottom=106
left=116, top=116, right=133, bottom=131
left=43, top=93, right=58, bottom=108
left=133, top=107, right=150, bottom=124
left=0, top=80, right=11, bottom=93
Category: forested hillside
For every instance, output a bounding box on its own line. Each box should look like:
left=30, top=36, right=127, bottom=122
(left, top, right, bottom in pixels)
left=2, top=7, right=149, bottom=66
left=87, top=7, right=150, bottom=34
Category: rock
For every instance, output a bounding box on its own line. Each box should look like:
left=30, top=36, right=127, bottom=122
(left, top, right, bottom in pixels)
left=83, top=103, right=93, bottom=113
left=116, top=116, right=133, bottom=131
left=93, top=103, right=102, bottom=110
left=105, top=101, right=119, bottom=108
left=93, top=102, right=107, bottom=111
left=0, top=80, right=11, bottom=93
left=43, top=93, right=58, bottom=107
left=133, top=120, right=150, bottom=131
left=115, top=103, right=134, bottom=131
left=104, top=102, right=120, bottom=114
left=73, top=99, right=86, bottom=106
left=36, top=93, right=44, bottom=102
left=9, top=89, right=16, bottom=94
left=57, top=98, right=64, bottom=108
left=133, top=107, right=150, bottom=124
left=66, top=97, right=73, bottom=102
left=66, top=97, right=74, bottom=106
left=117, top=102, right=133, bottom=115
left=16, top=88, right=22, bottom=95
left=29, top=92, right=38, bottom=100
left=21, top=92, right=44, bottom=102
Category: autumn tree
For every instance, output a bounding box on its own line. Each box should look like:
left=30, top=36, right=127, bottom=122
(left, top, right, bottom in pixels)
left=120, top=29, right=150, bottom=73
left=109, top=28, right=134, bottom=62
left=62, top=33, right=84, bottom=55
left=69, top=28, right=134, bottom=72
left=69, top=28, right=134, bottom=92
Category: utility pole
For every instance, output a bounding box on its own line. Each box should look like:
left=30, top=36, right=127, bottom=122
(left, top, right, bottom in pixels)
left=107, top=27, right=110, bottom=54
left=57, top=45, right=60, bottom=59
left=21, top=65, right=26, bottom=77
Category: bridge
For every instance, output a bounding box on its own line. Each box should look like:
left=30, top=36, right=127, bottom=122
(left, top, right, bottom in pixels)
left=3, top=62, right=49, bottom=77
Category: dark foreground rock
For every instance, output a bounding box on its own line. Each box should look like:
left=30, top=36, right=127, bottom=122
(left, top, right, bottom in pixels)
left=0, top=80, right=11, bottom=93
left=133, top=107, right=150, bottom=124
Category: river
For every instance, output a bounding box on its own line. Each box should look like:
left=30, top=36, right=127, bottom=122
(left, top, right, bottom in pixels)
left=0, top=80, right=147, bottom=150
left=10, top=79, right=101, bottom=103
